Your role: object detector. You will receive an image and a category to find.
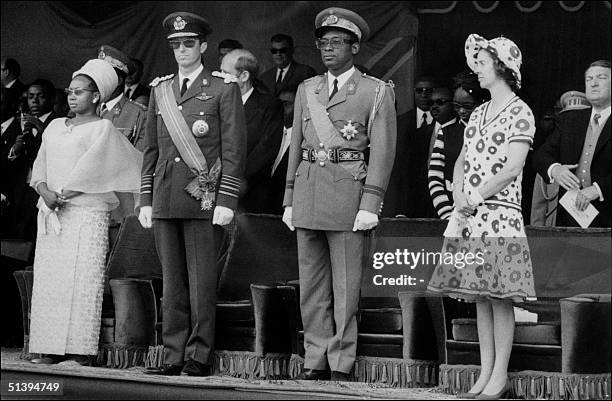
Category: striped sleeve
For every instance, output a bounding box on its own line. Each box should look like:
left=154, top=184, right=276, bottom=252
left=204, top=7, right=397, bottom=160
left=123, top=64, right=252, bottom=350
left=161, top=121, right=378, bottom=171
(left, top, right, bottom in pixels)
left=428, top=128, right=453, bottom=219
left=217, top=174, right=241, bottom=210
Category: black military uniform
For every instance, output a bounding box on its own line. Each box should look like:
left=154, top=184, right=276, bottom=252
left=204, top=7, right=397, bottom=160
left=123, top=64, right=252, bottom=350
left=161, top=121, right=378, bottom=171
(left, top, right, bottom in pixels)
left=140, top=12, right=246, bottom=376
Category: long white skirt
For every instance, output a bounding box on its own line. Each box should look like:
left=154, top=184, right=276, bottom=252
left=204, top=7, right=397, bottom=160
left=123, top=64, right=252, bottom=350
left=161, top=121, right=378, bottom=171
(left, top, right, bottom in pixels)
left=29, top=205, right=110, bottom=355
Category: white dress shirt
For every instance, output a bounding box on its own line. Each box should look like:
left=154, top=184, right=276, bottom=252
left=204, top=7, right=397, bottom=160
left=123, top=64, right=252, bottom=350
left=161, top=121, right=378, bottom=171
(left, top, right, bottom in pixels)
left=327, top=66, right=356, bottom=95
left=178, top=64, right=204, bottom=92
left=241, top=87, right=254, bottom=105
left=417, top=107, right=433, bottom=128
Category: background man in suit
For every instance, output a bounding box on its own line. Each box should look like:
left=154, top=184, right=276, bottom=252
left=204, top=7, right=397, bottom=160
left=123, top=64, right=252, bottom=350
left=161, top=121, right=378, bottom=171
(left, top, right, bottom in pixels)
left=138, top=11, right=246, bottom=377
left=8, top=79, right=60, bottom=239
left=1, top=58, right=25, bottom=99
left=217, top=38, right=243, bottom=68
left=1, top=87, right=20, bottom=236
left=282, top=7, right=396, bottom=381
left=384, top=76, right=437, bottom=217
left=534, top=60, right=611, bottom=227
left=270, top=89, right=296, bottom=212
left=221, top=48, right=284, bottom=214
left=260, top=33, right=317, bottom=97
left=124, top=58, right=150, bottom=106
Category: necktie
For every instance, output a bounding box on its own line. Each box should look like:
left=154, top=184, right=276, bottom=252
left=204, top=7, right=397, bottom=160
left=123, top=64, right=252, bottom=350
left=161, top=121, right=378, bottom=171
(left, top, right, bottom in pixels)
left=419, top=112, right=428, bottom=128
left=180, top=78, right=189, bottom=97
left=329, top=79, right=339, bottom=100
left=100, top=103, right=108, bottom=116
left=125, top=88, right=132, bottom=99
left=593, top=113, right=601, bottom=127
left=275, top=69, right=284, bottom=94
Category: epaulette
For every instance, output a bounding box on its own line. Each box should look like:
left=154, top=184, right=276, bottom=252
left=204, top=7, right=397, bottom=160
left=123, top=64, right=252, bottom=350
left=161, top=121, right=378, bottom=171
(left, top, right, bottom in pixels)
left=128, top=99, right=148, bottom=110
left=149, top=74, right=175, bottom=87
left=304, top=74, right=326, bottom=83
left=362, top=73, right=395, bottom=88
left=211, top=71, right=238, bottom=84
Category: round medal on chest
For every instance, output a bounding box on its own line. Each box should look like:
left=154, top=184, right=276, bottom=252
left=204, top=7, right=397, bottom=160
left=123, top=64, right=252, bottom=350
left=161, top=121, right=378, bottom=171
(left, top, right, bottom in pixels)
left=192, top=119, right=209, bottom=137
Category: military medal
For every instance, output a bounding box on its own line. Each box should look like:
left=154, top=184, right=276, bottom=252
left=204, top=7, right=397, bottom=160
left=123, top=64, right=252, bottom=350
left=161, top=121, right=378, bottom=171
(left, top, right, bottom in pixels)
left=202, top=78, right=209, bottom=86
left=192, top=120, right=209, bottom=137
left=196, top=92, right=214, bottom=101
left=341, top=120, right=358, bottom=140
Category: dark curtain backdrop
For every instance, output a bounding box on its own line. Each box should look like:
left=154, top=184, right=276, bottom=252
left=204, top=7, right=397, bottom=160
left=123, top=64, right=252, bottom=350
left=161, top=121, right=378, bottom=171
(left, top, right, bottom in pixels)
left=1, top=1, right=610, bottom=117
left=1, top=1, right=417, bottom=113
left=416, top=1, right=611, bottom=116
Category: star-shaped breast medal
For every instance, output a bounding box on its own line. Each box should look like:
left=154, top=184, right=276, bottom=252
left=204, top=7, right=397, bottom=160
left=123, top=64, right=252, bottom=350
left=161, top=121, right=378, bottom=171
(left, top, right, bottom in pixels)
left=341, top=120, right=358, bottom=140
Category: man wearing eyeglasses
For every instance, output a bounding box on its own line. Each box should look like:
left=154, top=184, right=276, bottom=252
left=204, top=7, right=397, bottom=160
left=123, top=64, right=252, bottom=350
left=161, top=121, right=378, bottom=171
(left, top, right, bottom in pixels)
left=260, top=34, right=317, bottom=97
left=139, top=11, right=246, bottom=377
left=282, top=7, right=396, bottom=381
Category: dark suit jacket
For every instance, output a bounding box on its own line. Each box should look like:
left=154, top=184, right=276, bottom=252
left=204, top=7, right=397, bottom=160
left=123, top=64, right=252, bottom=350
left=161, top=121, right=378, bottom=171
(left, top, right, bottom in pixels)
left=140, top=68, right=247, bottom=219
left=534, top=108, right=611, bottom=227
left=260, top=62, right=317, bottom=96
left=1, top=117, right=20, bottom=196
left=240, top=89, right=284, bottom=213
left=127, top=83, right=151, bottom=104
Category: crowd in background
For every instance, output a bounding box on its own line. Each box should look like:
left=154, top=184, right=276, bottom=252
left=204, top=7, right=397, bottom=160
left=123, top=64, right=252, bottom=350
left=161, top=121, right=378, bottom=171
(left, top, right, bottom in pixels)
left=1, top=33, right=610, bottom=242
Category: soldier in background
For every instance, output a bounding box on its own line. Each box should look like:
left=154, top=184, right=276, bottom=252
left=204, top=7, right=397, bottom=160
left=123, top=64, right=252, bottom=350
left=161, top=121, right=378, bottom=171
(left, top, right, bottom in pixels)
left=282, top=7, right=396, bottom=381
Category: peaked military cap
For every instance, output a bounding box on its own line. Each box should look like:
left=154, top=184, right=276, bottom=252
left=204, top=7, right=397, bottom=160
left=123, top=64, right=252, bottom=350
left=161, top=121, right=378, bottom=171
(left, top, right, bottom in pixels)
left=97, top=45, right=132, bottom=75
left=315, top=7, right=370, bottom=42
left=163, top=12, right=212, bottom=40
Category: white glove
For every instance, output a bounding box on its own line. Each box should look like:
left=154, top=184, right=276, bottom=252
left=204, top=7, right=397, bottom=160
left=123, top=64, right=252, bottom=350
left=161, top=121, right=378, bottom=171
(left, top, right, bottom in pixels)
left=138, top=206, right=153, bottom=228
left=282, top=206, right=295, bottom=231
left=213, top=205, right=234, bottom=226
left=352, top=210, right=379, bottom=231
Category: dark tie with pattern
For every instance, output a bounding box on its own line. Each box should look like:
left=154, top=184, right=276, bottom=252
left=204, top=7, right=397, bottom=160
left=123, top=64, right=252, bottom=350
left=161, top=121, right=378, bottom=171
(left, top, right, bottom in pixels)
left=329, top=78, right=339, bottom=100
left=593, top=113, right=601, bottom=127
left=125, top=88, right=131, bottom=99
left=180, top=78, right=189, bottom=97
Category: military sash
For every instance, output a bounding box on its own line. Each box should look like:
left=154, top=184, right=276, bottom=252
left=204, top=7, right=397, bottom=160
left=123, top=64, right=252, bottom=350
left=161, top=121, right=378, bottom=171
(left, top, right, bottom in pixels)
left=304, top=80, right=346, bottom=151
left=155, top=80, right=221, bottom=211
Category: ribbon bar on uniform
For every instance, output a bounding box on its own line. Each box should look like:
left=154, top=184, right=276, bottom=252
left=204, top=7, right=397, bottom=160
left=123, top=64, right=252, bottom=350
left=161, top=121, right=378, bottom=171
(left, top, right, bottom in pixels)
left=302, top=148, right=364, bottom=163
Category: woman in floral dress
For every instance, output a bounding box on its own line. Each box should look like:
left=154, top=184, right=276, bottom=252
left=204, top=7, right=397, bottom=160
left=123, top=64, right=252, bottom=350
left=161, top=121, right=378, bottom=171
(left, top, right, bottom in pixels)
left=428, top=34, right=535, bottom=399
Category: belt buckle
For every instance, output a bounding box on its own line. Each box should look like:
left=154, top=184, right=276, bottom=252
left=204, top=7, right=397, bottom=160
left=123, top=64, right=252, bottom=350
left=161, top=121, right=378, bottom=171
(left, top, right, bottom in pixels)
left=316, top=150, right=328, bottom=162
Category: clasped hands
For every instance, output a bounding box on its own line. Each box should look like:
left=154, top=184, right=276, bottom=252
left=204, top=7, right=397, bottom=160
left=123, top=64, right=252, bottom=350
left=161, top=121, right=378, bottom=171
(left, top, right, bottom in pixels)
left=138, top=205, right=234, bottom=229
left=551, top=164, right=599, bottom=211
left=282, top=207, right=378, bottom=232
left=40, top=188, right=71, bottom=211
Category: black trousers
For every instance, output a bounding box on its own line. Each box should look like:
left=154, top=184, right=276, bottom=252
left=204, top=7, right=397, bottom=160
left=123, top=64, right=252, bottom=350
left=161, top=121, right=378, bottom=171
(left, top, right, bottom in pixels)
left=153, top=218, right=223, bottom=365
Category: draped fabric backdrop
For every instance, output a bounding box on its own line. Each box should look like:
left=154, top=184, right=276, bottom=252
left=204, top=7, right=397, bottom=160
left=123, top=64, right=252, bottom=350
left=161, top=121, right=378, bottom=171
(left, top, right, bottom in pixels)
left=1, top=1, right=610, bottom=118
left=1, top=1, right=417, bottom=114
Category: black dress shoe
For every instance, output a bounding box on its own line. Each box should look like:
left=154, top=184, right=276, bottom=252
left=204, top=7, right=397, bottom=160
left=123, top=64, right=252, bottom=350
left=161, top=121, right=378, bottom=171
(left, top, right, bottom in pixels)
left=331, top=371, right=351, bottom=382
left=145, top=364, right=184, bottom=376
left=296, top=369, right=331, bottom=380
left=181, top=359, right=213, bottom=377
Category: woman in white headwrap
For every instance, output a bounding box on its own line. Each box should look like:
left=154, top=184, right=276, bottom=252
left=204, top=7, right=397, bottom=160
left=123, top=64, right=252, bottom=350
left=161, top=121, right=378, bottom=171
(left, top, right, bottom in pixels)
left=428, top=35, right=535, bottom=399
left=28, top=59, right=142, bottom=364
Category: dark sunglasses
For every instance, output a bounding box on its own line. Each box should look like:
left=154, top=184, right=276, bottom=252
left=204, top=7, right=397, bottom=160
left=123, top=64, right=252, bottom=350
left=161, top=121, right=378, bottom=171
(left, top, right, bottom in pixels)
left=452, top=101, right=476, bottom=110
left=64, top=87, right=94, bottom=96
left=431, top=98, right=452, bottom=106
left=414, top=87, right=433, bottom=95
left=168, top=38, right=198, bottom=49
left=270, top=48, right=289, bottom=54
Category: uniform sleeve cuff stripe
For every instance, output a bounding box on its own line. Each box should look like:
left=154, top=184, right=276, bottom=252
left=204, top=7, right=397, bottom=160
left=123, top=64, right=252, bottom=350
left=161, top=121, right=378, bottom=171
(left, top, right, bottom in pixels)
left=218, top=190, right=239, bottom=198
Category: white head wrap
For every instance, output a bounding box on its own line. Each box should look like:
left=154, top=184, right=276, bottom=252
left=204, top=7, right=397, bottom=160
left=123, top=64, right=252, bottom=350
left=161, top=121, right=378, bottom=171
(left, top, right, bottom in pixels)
left=72, top=59, right=118, bottom=103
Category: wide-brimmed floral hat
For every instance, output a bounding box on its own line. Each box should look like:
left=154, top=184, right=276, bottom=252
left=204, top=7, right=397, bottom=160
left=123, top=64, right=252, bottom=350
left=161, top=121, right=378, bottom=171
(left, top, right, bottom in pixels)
left=465, top=33, right=522, bottom=89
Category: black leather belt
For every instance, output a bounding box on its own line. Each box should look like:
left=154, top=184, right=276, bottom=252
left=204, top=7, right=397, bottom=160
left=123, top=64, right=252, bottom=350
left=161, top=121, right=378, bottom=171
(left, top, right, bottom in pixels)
left=302, top=148, right=364, bottom=163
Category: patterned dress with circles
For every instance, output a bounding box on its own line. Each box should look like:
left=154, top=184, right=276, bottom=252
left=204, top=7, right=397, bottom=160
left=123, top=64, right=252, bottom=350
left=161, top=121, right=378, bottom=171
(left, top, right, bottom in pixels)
left=428, top=96, right=536, bottom=302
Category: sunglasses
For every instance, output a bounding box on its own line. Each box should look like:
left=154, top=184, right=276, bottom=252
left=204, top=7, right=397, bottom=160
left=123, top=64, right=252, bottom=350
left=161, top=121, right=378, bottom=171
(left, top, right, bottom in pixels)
left=414, top=87, right=433, bottom=95
left=64, top=87, right=95, bottom=96
left=315, top=38, right=353, bottom=50
left=168, top=39, right=198, bottom=49
left=452, top=101, right=476, bottom=110
left=270, top=48, right=289, bottom=55
left=431, top=98, right=452, bottom=106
